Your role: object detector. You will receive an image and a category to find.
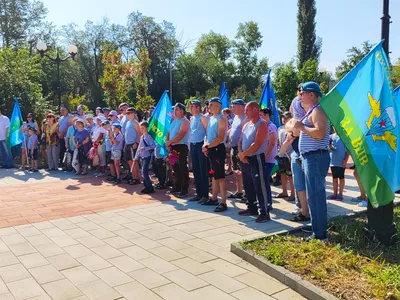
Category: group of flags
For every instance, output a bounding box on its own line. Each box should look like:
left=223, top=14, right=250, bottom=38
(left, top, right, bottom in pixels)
left=6, top=42, right=400, bottom=208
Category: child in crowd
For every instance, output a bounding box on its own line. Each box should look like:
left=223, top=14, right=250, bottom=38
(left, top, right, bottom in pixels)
left=27, top=126, right=39, bottom=172
left=152, top=144, right=168, bottom=189
left=328, top=127, right=349, bottom=201
left=134, top=121, right=156, bottom=194
left=65, top=116, right=78, bottom=172
left=101, top=120, right=113, bottom=178
left=109, top=124, right=124, bottom=184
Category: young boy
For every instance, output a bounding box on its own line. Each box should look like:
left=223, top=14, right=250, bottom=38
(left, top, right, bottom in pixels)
left=328, top=128, right=349, bottom=201
left=27, top=126, right=39, bottom=172
left=101, top=120, right=113, bottom=179
left=109, top=124, right=124, bottom=184
left=134, top=121, right=156, bottom=194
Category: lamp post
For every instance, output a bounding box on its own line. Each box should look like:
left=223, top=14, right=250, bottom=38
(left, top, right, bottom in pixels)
left=36, top=41, right=78, bottom=110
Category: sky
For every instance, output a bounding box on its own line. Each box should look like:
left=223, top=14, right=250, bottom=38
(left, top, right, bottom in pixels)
left=41, top=0, right=400, bottom=73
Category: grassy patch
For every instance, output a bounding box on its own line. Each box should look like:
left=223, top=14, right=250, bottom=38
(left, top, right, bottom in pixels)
left=242, top=206, right=400, bottom=300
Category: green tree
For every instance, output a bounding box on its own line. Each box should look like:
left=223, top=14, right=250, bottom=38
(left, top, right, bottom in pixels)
left=0, top=47, right=43, bottom=116
left=0, top=0, right=48, bottom=47
left=272, top=61, right=299, bottom=109
left=335, top=41, right=373, bottom=80
left=391, top=58, right=400, bottom=89
left=297, top=0, right=321, bottom=69
left=233, top=21, right=268, bottom=96
left=127, top=11, right=180, bottom=100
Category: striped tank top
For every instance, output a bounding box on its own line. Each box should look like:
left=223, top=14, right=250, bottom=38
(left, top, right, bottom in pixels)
left=299, top=105, right=330, bottom=154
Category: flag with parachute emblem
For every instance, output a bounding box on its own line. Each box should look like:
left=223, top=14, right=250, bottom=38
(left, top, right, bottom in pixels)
left=7, top=97, right=24, bottom=147
left=148, top=91, right=173, bottom=155
left=320, top=41, right=400, bottom=208
left=394, top=86, right=399, bottom=99
left=259, top=70, right=280, bottom=128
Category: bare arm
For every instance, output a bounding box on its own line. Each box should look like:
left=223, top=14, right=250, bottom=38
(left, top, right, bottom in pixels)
left=265, top=128, right=276, bottom=158
left=240, top=121, right=268, bottom=157
left=207, top=117, right=227, bottom=148
left=300, top=107, right=328, bottom=139
left=134, top=121, right=141, bottom=144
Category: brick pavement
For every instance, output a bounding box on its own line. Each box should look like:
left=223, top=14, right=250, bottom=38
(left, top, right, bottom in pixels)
left=0, top=168, right=390, bottom=300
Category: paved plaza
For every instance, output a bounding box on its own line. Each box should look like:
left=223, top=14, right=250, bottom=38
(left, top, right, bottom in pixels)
left=0, top=168, right=390, bottom=300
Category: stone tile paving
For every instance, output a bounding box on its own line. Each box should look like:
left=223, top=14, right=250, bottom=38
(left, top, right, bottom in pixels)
left=0, top=168, right=397, bottom=299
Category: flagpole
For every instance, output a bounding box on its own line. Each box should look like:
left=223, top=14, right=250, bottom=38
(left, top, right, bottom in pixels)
left=364, top=0, right=396, bottom=246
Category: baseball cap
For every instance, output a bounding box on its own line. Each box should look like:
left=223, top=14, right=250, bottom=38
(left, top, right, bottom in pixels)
left=27, top=125, right=37, bottom=132
left=174, top=103, right=186, bottom=110
left=101, top=119, right=110, bottom=125
left=126, top=108, right=136, bottom=114
left=71, top=111, right=79, bottom=116
left=209, top=97, right=221, bottom=104
left=85, top=114, right=94, bottom=119
left=118, top=103, right=128, bottom=109
left=113, top=124, right=122, bottom=129
left=103, top=107, right=110, bottom=111
left=301, top=82, right=322, bottom=97
left=75, top=118, right=85, bottom=124
left=231, top=99, right=245, bottom=106
left=109, top=110, right=118, bottom=117
left=190, top=99, right=201, bottom=106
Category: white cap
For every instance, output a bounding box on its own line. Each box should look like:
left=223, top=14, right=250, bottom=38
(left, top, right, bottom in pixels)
left=85, top=114, right=94, bottom=119
left=75, top=118, right=85, bottom=124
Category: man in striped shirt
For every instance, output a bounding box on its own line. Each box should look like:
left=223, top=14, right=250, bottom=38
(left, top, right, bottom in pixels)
left=287, top=82, right=330, bottom=242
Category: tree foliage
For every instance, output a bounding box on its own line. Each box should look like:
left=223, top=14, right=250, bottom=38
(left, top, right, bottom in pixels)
left=273, top=61, right=299, bottom=109
left=0, top=47, right=43, bottom=115
left=335, top=41, right=373, bottom=81
left=297, top=0, right=321, bottom=69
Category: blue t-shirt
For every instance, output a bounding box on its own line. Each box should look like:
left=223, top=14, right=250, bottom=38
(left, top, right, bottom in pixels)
left=27, top=134, right=38, bottom=149
left=330, top=134, right=347, bottom=167
left=66, top=125, right=76, bottom=151
left=74, top=129, right=90, bottom=152
left=112, top=133, right=124, bottom=151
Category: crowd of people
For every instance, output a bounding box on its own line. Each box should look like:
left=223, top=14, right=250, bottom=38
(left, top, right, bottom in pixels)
left=0, top=81, right=368, bottom=242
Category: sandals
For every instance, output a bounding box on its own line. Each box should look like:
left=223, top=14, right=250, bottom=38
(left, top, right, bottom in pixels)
left=292, top=213, right=311, bottom=222
left=214, top=203, right=227, bottom=212
left=227, top=192, right=243, bottom=199
left=202, top=198, right=219, bottom=206
left=275, top=193, right=288, bottom=198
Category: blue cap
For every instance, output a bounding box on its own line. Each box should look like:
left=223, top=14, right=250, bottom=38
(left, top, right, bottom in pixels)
left=301, top=82, right=322, bottom=97
left=71, top=111, right=79, bottom=115
left=60, top=104, right=68, bottom=110
left=231, top=99, right=245, bottom=106
left=209, top=97, right=221, bottom=104
left=101, top=120, right=110, bottom=125
left=103, top=107, right=110, bottom=111
left=27, top=125, right=37, bottom=132
left=174, top=103, right=186, bottom=110
left=113, top=124, right=122, bottom=129
left=190, top=99, right=201, bottom=106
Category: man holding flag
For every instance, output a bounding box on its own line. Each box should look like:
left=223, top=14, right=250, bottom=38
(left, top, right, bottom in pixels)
left=0, top=109, right=13, bottom=168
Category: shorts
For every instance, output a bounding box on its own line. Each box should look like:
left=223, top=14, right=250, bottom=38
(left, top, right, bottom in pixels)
left=111, top=150, right=122, bottom=161
left=231, top=146, right=240, bottom=171
left=276, top=156, right=292, bottom=176
left=124, top=144, right=137, bottom=162
left=106, top=151, right=112, bottom=164
left=28, top=149, right=38, bottom=160
left=331, top=166, right=345, bottom=179
left=208, top=143, right=226, bottom=180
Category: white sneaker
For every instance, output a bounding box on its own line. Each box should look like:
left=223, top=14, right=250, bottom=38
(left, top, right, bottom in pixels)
left=291, top=208, right=301, bottom=215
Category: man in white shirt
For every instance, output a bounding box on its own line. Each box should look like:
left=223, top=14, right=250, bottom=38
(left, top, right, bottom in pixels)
left=0, top=110, right=13, bottom=168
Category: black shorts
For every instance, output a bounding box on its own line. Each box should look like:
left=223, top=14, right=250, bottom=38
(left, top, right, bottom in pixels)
left=231, top=146, right=241, bottom=171
left=106, top=151, right=112, bottom=165
left=28, top=149, right=38, bottom=160
left=331, top=166, right=345, bottom=179
left=208, top=143, right=226, bottom=180
left=277, top=156, right=292, bottom=176
left=124, top=144, right=137, bottom=162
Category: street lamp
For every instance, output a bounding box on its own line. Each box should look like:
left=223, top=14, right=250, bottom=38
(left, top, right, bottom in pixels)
left=36, top=41, right=78, bottom=110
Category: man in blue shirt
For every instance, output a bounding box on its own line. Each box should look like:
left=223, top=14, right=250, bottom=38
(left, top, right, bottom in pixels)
left=189, top=99, right=209, bottom=203
left=58, top=105, right=72, bottom=169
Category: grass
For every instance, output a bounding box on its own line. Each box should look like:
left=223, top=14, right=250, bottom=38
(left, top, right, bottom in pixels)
left=241, top=206, right=400, bottom=300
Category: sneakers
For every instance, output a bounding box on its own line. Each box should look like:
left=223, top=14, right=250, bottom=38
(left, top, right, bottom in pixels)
left=177, top=191, right=189, bottom=198
left=114, top=178, right=121, bottom=184
left=291, top=208, right=301, bottom=215
left=256, top=214, right=271, bottom=223
left=214, top=203, right=228, bottom=212
left=189, top=196, right=201, bottom=202
left=304, top=233, right=328, bottom=243
left=198, top=197, right=209, bottom=204
left=238, top=209, right=258, bottom=216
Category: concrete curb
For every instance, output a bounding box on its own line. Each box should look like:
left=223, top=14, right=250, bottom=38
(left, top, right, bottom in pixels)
left=231, top=242, right=338, bottom=300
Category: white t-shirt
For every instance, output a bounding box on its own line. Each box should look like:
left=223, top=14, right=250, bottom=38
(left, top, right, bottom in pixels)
left=0, top=115, right=10, bottom=141
left=92, top=126, right=107, bottom=142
